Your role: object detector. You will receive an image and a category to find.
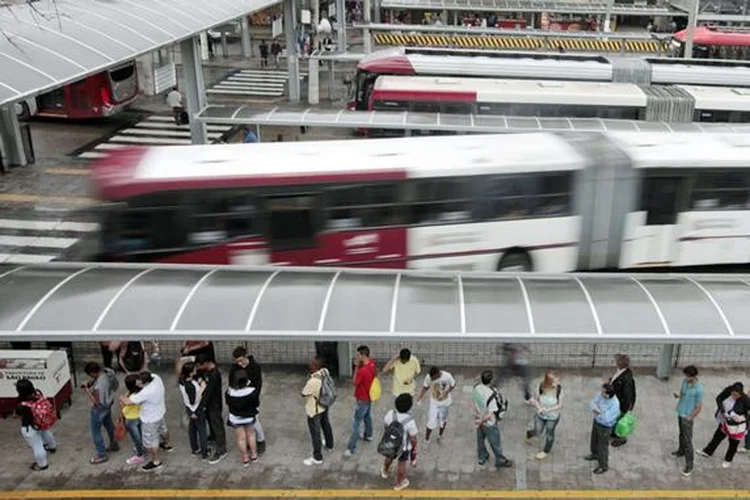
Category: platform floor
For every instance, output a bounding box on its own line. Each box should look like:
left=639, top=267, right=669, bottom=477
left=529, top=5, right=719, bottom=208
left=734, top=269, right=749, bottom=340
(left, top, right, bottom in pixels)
left=2, top=365, right=750, bottom=498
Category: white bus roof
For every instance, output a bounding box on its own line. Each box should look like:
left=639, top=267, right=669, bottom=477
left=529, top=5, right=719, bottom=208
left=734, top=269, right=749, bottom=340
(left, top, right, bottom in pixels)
left=374, top=75, right=648, bottom=107
left=676, top=84, right=750, bottom=112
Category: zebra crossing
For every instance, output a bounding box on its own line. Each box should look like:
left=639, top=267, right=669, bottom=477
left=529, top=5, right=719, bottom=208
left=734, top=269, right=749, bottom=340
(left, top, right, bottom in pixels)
left=75, top=115, right=233, bottom=160
left=207, top=69, right=305, bottom=98
left=0, top=218, right=99, bottom=264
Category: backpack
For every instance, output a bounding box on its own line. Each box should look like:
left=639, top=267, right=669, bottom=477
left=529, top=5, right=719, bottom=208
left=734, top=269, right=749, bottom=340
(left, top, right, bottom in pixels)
left=487, top=387, right=508, bottom=421
left=103, top=367, right=119, bottom=401
left=316, top=371, right=337, bottom=409
left=121, top=342, right=145, bottom=373
left=22, top=390, right=57, bottom=431
left=539, top=383, right=562, bottom=400
left=377, top=410, right=412, bottom=459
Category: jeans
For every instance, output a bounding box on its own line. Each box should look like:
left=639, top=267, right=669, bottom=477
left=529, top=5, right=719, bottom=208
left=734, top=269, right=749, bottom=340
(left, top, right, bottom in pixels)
left=531, top=415, right=560, bottom=453
left=206, top=407, right=226, bottom=454
left=124, top=418, right=145, bottom=457
left=22, top=426, right=56, bottom=467
left=308, top=409, right=334, bottom=461
left=677, top=416, right=694, bottom=469
left=90, top=406, right=115, bottom=458
left=347, top=400, right=373, bottom=453
left=704, top=424, right=740, bottom=462
left=188, top=411, right=208, bottom=457
left=476, top=424, right=508, bottom=467
left=590, top=421, right=611, bottom=468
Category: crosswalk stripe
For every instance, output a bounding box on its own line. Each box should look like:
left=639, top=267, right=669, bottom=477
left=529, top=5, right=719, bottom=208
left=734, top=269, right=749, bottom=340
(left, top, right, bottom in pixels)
left=207, top=89, right=284, bottom=96
left=206, top=69, right=307, bottom=97
left=0, top=219, right=99, bottom=232
left=109, top=136, right=193, bottom=145
left=222, top=81, right=286, bottom=89
left=0, top=254, right=58, bottom=264
left=119, top=128, right=222, bottom=139
left=79, top=152, right=108, bottom=159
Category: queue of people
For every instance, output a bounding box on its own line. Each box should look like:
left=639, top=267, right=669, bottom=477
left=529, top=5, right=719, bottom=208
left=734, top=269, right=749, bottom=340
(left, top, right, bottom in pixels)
left=11, top=345, right=750, bottom=491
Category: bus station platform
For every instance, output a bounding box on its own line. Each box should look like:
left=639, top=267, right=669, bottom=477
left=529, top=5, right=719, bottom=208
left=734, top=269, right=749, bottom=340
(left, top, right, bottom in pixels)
left=2, top=365, right=749, bottom=498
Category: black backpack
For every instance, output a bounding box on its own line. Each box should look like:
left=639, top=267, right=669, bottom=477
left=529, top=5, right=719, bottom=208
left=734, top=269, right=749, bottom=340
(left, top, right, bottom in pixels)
left=377, top=410, right=412, bottom=459
left=487, top=387, right=508, bottom=421
left=121, top=342, right=145, bottom=373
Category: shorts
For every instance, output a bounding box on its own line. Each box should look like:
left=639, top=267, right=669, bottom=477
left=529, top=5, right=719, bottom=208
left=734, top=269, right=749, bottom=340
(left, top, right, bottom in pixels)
left=141, top=418, right=168, bottom=449
left=427, top=404, right=450, bottom=430
left=398, top=449, right=410, bottom=463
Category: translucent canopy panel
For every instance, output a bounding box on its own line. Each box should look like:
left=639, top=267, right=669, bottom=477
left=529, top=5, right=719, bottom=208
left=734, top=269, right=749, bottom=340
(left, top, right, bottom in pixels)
left=0, top=0, right=280, bottom=107
left=195, top=105, right=750, bottom=135
left=1, top=263, right=749, bottom=343
left=378, top=0, right=676, bottom=14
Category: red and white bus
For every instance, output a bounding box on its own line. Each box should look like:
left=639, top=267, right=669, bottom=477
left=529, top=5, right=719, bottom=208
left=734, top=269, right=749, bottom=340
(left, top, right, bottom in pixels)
left=16, top=61, right=139, bottom=120
left=673, top=26, right=750, bottom=60
left=93, top=132, right=750, bottom=272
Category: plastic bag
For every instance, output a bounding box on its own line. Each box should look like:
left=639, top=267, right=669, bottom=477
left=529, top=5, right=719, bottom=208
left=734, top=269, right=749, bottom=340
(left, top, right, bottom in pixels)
left=369, top=377, right=382, bottom=402
left=615, top=412, right=637, bottom=438
left=114, top=415, right=126, bottom=442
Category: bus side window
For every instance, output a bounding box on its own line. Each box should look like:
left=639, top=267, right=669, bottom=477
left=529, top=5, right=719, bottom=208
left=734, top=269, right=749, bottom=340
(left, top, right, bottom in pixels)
left=690, top=171, right=749, bottom=211
left=533, top=173, right=572, bottom=216
left=409, top=179, right=471, bottom=225
left=326, top=183, right=403, bottom=229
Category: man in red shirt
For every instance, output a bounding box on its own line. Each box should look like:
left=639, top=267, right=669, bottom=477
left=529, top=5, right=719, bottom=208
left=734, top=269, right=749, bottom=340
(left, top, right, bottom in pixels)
left=344, top=345, right=376, bottom=457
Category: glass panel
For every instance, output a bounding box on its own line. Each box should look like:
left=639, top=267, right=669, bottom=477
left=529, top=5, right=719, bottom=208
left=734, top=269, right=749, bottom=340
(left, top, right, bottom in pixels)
left=692, top=279, right=750, bottom=337
left=439, top=114, right=472, bottom=127
left=22, top=268, right=144, bottom=331
left=539, top=118, right=573, bottom=131
left=463, top=277, right=529, bottom=333
left=175, top=270, right=274, bottom=331
left=507, top=117, right=540, bottom=130
left=406, top=113, right=439, bottom=127
left=251, top=272, right=332, bottom=331
left=524, top=277, right=598, bottom=334
left=569, top=118, right=605, bottom=131
left=474, top=115, right=508, bottom=130
left=373, top=111, right=407, bottom=126
left=579, top=277, right=664, bottom=335
left=636, top=121, right=671, bottom=132
left=200, top=106, right=243, bottom=119
left=0, top=268, right=81, bottom=331
left=302, top=110, right=341, bottom=123
left=600, top=119, right=637, bottom=131
left=638, top=278, right=728, bottom=335
left=324, top=274, right=395, bottom=332
left=395, top=275, right=460, bottom=333
left=97, top=269, right=206, bottom=331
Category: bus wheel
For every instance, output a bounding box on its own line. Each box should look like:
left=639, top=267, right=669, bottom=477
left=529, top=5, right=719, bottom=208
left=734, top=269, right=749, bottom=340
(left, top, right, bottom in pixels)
left=497, top=250, right=532, bottom=272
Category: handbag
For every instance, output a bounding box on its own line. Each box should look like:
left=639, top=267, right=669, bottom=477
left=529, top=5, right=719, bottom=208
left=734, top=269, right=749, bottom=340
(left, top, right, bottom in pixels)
left=615, top=412, right=637, bottom=438
left=114, top=415, right=126, bottom=442
left=369, top=377, right=382, bottom=402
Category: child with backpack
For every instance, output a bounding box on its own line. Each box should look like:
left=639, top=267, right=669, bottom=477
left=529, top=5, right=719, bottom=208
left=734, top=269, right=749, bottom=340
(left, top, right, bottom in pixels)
left=15, top=378, right=57, bottom=471
left=378, top=393, right=418, bottom=491
left=122, top=374, right=146, bottom=465
left=525, top=370, right=563, bottom=460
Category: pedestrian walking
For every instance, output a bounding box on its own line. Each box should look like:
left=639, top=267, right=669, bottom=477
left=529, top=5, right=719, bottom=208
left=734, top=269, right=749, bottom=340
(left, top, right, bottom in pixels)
left=417, top=366, right=456, bottom=445
left=230, top=346, right=267, bottom=454
left=345, top=345, right=376, bottom=457
left=672, top=365, right=703, bottom=476
left=178, top=362, right=208, bottom=460
left=166, top=87, right=184, bottom=125
left=609, top=354, right=636, bottom=448
left=16, top=379, right=57, bottom=471
left=122, top=374, right=146, bottom=465
left=259, top=41, right=269, bottom=68
left=697, top=382, right=750, bottom=469
left=120, top=372, right=172, bottom=472
left=301, top=356, right=335, bottom=465
left=83, top=361, right=119, bottom=464
left=197, top=354, right=228, bottom=465
left=500, top=344, right=532, bottom=402
left=380, top=393, right=419, bottom=491
left=271, top=40, right=282, bottom=68
left=382, top=348, right=421, bottom=398
left=471, top=370, right=513, bottom=469
left=585, top=383, right=620, bottom=474
left=226, top=369, right=260, bottom=466
left=526, top=370, right=563, bottom=460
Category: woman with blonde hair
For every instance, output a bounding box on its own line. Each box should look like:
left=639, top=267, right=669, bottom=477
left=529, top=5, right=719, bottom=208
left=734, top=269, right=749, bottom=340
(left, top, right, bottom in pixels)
left=526, top=370, right=563, bottom=460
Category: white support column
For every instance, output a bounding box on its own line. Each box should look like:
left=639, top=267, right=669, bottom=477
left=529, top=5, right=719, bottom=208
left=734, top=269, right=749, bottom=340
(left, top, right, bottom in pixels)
left=338, top=342, right=352, bottom=378
left=179, top=36, right=208, bottom=144
left=604, top=0, right=613, bottom=32
left=308, top=56, right=320, bottom=104
left=0, top=105, right=27, bottom=169
left=373, top=0, right=381, bottom=23
left=684, top=0, right=699, bottom=59
left=285, top=0, right=301, bottom=103
left=657, top=344, right=675, bottom=380
left=336, top=0, right=346, bottom=51
left=328, top=59, right=335, bottom=101
left=221, top=32, right=229, bottom=58
left=240, top=16, right=252, bottom=58
left=363, top=0, right=372, bottom=53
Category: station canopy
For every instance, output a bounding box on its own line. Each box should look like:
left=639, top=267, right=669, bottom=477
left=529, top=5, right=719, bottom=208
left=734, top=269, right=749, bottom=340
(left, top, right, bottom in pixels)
left=378, top=0, right=678, bottom=15
left=0, top=0, right=279, bottom=108
left=195, top=105, right=750, bottom=134
left=0, top=263, right=748, bottom=343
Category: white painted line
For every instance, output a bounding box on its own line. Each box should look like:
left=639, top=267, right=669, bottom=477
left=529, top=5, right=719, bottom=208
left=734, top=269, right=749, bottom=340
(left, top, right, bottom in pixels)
left=94, top=143, right=129, bottom=150
left=0, top=219, right=99, bottom=232
left=237, top=70, right=307, bottom=77
left=78, top=152, right=108, bottom=159
left=207, top=89, right=284, bottom=96
left=119, top=128, right=221, bottom=139
left=222, top=80, right=286, bottom=88
left=109, top=136, right=193, bottom=145
left=229, top=74, right=289, bottom=81
left=0, top=235, right=78, bottom=249
left=135, top=121, right=231, bottom=132
left=0, top=254, right=58, bottom=264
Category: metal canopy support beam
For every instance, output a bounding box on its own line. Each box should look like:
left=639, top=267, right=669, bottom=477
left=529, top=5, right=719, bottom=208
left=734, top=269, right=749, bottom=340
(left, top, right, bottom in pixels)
left=0, top=105, right=27, bottom=169
left=684, top=0, right=699, bottom=59
left=336, top=0, right=347, bottom=50
left=240, top=16, right=252, bottom=58
left=284, top=0, right=301, bottom=103
left=308, top=57, right=320, bottom=104
left=180, top=36, right=208, bottom=145
left=363, top=0, right=372, bottom=53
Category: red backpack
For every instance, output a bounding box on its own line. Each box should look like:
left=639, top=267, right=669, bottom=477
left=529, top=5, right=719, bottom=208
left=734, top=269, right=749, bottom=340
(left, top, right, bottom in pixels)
left=22, top=390, right=57, bottom=431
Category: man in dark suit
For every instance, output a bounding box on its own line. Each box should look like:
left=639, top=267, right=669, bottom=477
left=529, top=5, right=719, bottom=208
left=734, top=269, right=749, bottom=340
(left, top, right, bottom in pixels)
left=610, top=353, right=636, bottom=447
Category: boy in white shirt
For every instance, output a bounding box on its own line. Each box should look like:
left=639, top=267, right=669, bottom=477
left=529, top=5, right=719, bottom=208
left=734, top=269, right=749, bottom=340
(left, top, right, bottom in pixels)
left=417, top=366, right=456, bottom=445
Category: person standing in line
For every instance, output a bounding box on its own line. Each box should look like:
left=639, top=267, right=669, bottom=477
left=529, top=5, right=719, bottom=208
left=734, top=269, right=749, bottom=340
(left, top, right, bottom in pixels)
left=585, top=383, right=620, bottom=474
left=109, top=341, right=148, bottom=376
left=382, top=348, right=421, bottom=399
left=197, top=354, right=228, bottom=465
left=259, top=41, right=269, bottom=68
left=83, top=362, right=119, bottom=464
left=226, top=370, right=261, bottom=466
left=526, top=370, right=563, bottom=460
left=345, top=345, right=376, bottom=457
left=697, top=382, right=750, bottom=468
left=672, top=365, right=703, bottom=476
left=301, top=356, right=335, bottom=466
left=99, top=342, right=113, bottom=370
left=178, top=362, right=208, bottom=460
left=230, top=346, right=267, bottom=455
left=166, top=87, right=183, bottom=125
left=609, top=354, right=636, bottom=448
left=122, top=374, right=146, bottom=465
left=120, top=371, right=173, bottom=472
left=417, top=366, right=456, bottom=445
left=271, top=40, right=282, bottom=69
left=15, top=379, right=57, bottom=471
left=381, top=393, right=419, bottom=491
left=471, top=370, right=513, bottom=470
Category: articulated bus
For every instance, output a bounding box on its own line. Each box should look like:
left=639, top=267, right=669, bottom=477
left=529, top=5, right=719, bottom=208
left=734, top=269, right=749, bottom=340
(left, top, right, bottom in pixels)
left=92, top=133, right=750, bottom=272
left=673, top=26, right=750, bottom=60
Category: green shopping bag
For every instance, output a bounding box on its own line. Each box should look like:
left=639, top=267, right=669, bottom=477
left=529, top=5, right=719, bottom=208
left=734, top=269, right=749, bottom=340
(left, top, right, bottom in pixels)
left=615, top=412, right=637, bottom=438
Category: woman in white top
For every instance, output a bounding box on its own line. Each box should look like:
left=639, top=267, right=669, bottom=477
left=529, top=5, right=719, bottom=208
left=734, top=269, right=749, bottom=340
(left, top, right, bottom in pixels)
left=526, top=370, right=563, bottom=460
left=178, top=362, right=207, bottom=459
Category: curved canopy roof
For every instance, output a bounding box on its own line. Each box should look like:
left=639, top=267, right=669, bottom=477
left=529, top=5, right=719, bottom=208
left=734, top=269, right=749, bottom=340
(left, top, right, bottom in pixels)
left=0, top=263, right=748, bottom=343
left=0, top=0, right=278, bottom=108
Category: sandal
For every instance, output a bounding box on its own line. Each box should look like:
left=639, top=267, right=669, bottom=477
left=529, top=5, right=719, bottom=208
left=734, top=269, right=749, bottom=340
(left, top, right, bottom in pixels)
left=90, top=456, right=108, bottom=464
left=30, top=464, right=48, bottom=471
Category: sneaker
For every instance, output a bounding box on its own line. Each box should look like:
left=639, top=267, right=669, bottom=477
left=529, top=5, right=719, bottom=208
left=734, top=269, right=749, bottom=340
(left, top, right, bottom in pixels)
left=126, top=455, right=146, bottom=465
left=304, top=457, right=323, bottom=466
left=140, top=461, right=163, bottom=472
left=159, top=443, right=174, bottom=453
left=535, top=451, right=548, bottom=460
left=242, top=459, right=250, bottom=467
left=738, top=447, right=749, bottom=454
left=697, top=450, right=711, bottom=458
left=209, top=452, right=227, bottom=465
left=496, top=459, right=513, bottom=469
left=593, top=466, right=608, bottom=474
left=364, top=436, right=374, bottom=442
left=477, top=459, right=488, bottom=466
left=106, top=443, right=120, bottom=453
left=682, top=467, right=693, bottom=477
left=583, top=454, right=598, bottom=461
left=43, top=446, right=57, bottom=454
left=325, top=446, right=335, bottom=453
left=344, top=449, right=354, bottom=457
left=394, top=479, right=410, bottom=491
left=722, top=461, right=731, bottom=469
left=381, top=463, right=389, bottom=479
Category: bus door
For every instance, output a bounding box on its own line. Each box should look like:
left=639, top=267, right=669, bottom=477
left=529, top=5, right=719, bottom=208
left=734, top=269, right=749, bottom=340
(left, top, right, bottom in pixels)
left=627, top=176, right=685, bottom=267
left=265, top=193, right=320, bottom=265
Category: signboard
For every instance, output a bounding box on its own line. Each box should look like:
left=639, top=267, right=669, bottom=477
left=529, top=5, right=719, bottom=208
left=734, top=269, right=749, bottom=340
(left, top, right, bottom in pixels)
left=272, top=17, right=283, bottom=38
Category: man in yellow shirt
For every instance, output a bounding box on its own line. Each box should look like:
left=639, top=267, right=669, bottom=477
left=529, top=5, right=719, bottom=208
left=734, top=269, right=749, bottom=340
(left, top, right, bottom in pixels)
left=383, top=349, right=421, bottom=398
left=301, top=356, right=334, bottom=466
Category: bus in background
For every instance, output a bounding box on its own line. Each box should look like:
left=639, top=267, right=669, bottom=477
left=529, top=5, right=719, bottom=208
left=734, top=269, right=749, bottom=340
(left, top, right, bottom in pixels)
left=92, top=132, right=750, bottom=272
left=15, top=61, right=138, bottom=120
left=672, top=26, right=750, bottom=60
